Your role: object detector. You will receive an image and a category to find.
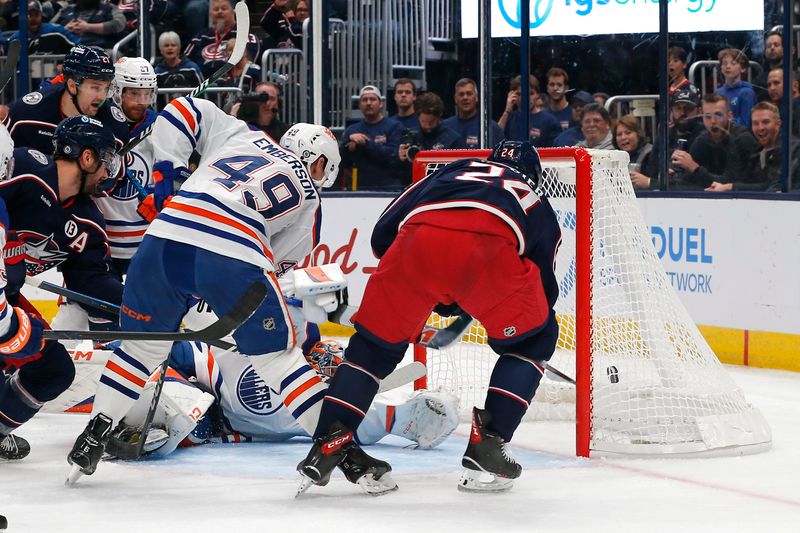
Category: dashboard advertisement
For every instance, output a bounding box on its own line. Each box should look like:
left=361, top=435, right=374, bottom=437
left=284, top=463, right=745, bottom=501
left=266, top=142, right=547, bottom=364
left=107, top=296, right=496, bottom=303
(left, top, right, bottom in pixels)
left=460, top=0, right=766, bottom=38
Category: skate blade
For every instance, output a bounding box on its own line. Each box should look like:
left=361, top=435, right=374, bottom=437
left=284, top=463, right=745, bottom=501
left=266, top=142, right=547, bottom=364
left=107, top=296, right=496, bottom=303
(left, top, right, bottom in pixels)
left=457, top=469, right=514, bottom=493
left=295, top=474, right=315, bottom=498
left=357, top=472, right=399, bottom=496
left=65, top=464, right=84, bottom=486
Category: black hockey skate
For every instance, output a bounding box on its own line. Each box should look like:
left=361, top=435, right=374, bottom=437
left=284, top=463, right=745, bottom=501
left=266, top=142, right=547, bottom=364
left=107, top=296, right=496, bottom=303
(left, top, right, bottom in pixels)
left=296, top=422, right=355, bottom=496
left=458, top=407, right=522, bottom=493
left=66, top=413, right=113, bottom=484
left=339, top=442, right=398, bottom=496
left=0, top=434, right=30, bottom=460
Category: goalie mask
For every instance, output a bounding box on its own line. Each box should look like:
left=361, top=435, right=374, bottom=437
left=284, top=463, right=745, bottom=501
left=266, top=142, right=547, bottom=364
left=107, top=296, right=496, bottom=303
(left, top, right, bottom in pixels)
left=280, top=123, right=341, bottom=188
left=304, top=340, right=344, bottom=382
left=487, top=140, right=542, bottom=189
left=110, top=56, right=158, bottom=108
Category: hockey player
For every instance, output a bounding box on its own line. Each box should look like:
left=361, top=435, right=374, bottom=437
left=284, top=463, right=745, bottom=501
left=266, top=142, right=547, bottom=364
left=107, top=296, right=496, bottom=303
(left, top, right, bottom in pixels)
left=96, top=56, right=161, bottom=270
left=3, top=46, right=130, bottom=167
left=298, top=140, right=561, bottom=494
left=0, top=117, right=124, bottom=458
left=67, top=99, right=342, bottom=483
left=0, top=125, right=47, bottom=461
left=107, top=340, right=458, bottom=456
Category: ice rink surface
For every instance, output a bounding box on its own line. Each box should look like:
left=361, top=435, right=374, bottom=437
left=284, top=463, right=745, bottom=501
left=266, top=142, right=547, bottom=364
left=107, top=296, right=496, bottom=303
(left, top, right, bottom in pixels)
left=2, top=364, right=799, bottom=533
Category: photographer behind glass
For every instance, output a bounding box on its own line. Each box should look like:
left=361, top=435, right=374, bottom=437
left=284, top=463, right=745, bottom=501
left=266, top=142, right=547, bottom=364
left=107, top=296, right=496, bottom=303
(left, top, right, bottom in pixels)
left=397, top=92, right=466, bottom=172
left=232, top=82, right=289, bottom=141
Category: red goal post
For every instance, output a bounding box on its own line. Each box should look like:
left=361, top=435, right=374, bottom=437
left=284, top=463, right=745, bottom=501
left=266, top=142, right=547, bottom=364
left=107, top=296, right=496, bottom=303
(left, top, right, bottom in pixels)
left=411, top=148, right=771, bottom=458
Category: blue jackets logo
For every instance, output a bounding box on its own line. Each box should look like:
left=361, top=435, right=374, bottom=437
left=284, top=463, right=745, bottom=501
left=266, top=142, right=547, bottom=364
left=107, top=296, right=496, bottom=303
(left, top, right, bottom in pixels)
left=499, top=0, right=554, bottom=29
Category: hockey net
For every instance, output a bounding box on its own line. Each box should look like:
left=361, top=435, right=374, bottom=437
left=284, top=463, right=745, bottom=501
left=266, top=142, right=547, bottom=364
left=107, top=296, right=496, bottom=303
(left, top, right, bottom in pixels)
left=411, top=148, right=771, bottom=457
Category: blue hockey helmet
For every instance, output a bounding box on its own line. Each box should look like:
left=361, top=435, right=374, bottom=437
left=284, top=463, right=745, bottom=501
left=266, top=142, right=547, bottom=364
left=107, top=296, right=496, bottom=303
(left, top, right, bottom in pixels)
left=62, top=45, right=115, bottom=83
left=487, top=140, right=542, bottom=189
left=53, top=116, right=121, bottom=193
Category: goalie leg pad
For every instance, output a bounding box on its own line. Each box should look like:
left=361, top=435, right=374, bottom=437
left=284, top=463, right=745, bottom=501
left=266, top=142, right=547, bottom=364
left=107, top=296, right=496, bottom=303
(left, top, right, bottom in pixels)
left=391, top=390, right=460, bottom=449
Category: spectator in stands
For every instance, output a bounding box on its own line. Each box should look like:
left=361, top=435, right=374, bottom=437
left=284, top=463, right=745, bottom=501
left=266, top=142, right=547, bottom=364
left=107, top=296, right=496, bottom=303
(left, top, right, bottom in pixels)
left=153, top=31, right=203, bottom=92
left=753, top=30, right=786, bottom=102
left=339, top=85, right=403, bottom=190
left=576, top=103, right=613, bottom=149
left=51, top=0, right=126, bottom=49
left=614, top=115, right=654, bottom=190
left=218, top=37, right=262, bottom=94
left=7, top=1, right=78, bottom=54
left=644, top=87, right=705, bottom=186
left=260, top=0, right=307, bottom=50
left=545, top=67, right=573, bottom=131
left=715, top=48, right=757, bottom=128
left=553, top=90, right=592, bottom=146
left=117, top=0, right=169, bottom=34
left=184, top=0, right=260, bottom=78
left=234, top=82, right=289, bottom=141
left=669, top=93, right=759, bottom=190
left=442, top=77, right=503, bottom=149
left=391, top=78, right=419, bottom=130
left=593, top=92, right=610, bottom=106
left=397, top=92, right=464, bottom=174
left=499, top=74, right=560, bottom=148
left=765, top=67, right=800, bottom=135
left=668, top=46, right=698, bottom=96
left=706, top=102, right=800, bottom=192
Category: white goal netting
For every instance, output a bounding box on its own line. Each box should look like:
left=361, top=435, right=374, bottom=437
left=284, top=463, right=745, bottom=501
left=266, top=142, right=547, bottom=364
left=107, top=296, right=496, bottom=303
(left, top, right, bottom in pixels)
left=415, top=148, right=771, bottom=456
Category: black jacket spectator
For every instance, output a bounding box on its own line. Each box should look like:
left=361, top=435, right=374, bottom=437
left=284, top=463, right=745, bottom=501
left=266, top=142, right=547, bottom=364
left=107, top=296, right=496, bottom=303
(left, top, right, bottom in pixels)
left=678, top=123, right=759, bottom=190
left=51, top=0, right=126, bottom=48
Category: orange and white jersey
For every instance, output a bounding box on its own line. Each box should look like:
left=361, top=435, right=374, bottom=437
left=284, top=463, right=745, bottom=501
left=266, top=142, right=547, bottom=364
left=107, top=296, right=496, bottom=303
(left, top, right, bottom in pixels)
left=146, top=97, right=322, bottom=273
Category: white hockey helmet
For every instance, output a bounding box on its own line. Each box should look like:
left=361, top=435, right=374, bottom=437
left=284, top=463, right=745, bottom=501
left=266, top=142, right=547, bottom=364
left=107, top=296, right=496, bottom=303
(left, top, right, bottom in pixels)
left=0, top=123, right=14, bottom=181
left=280, top=123, right=341, bottom=188
left=110, top=56, right=158, bottom=108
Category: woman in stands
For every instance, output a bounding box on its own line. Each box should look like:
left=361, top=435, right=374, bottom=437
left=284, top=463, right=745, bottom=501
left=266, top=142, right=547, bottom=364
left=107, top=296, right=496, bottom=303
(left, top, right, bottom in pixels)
left=614, top=114, right=655, bottom=190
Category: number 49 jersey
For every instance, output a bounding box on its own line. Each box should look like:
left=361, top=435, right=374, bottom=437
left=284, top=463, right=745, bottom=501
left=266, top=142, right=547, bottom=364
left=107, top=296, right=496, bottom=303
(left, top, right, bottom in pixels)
left=146, top=97, right=321, bottom=274
left=372, top=158, right=562, bottom=271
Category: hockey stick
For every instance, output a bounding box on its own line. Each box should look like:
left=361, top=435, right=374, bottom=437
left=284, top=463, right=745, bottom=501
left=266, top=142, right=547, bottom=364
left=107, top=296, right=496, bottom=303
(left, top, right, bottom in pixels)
left=0, top=40, right=20, bottom=93
left=117, top=1, right=250, bottom=157
left=43, top=280, right=267, bottom=349
left=25, top=277, right=121, bottom=315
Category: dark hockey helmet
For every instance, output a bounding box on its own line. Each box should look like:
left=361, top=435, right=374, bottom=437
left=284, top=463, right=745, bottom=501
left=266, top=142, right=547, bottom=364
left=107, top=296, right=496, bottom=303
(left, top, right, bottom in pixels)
left=62, top=45, right=115, bottom=83
left=53, top=115, right=121, bottom=193
left=487, top=140, right=542, bottom=189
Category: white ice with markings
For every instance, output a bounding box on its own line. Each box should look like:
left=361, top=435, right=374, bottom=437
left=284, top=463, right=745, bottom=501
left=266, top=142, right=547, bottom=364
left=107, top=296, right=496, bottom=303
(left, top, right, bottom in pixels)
left=1, top=364, right=798, bottom=532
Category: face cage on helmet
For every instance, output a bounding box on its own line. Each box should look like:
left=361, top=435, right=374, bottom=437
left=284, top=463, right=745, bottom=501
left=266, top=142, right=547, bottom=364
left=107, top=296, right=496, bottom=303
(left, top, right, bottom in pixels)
left=0, top=155, right=13, bottom=181
left=93, top=149, right=122, bottom=193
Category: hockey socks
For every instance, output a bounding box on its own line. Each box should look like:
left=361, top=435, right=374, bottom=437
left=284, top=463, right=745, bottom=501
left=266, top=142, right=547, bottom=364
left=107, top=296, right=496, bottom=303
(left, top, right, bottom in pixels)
left=483, top=354, right=544, bottom=441
left=0, top=373, right=43, bottom=434
left=314, top=363, right=380, bottom=439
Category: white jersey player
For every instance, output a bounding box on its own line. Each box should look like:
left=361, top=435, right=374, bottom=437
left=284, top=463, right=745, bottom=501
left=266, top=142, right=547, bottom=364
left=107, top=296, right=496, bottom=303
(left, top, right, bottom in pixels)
left=67, top=97, right=343, bottom=483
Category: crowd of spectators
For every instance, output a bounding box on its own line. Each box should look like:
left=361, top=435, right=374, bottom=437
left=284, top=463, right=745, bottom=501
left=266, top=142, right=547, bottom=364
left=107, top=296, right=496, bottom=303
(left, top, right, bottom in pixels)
left=0, top=1, right=797, bottom=193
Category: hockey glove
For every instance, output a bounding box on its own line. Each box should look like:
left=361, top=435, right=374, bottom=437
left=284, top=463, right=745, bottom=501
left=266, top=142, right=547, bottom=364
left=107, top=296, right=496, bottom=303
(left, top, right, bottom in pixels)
left=0, top=307, right=45, bottom=360
left=152, top=161, right=189, bottom=211
left=136, top=193, right=173, bottom=223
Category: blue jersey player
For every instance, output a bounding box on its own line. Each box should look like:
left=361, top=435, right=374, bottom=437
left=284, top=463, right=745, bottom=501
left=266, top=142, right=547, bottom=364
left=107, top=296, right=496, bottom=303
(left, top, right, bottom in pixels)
left=297, top=141, right=562, bottom=495
left=0, top=117, right=122, bottom=460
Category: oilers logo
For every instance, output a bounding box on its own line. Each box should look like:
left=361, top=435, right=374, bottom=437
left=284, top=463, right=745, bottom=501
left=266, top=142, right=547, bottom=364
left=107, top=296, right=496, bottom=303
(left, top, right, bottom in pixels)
left=236, top=366, right=282, bottom=416
left=111, top=151, right=150, bottom=201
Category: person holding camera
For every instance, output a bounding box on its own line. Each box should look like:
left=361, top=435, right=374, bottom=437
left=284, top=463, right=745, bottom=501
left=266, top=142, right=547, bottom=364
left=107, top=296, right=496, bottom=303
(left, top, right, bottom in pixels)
left=233, top=82, right=289, bottom=141
left=339, top=85, right=404, bottom=190
left=397, top=92, right=466, bottom=180
left=499, top=75, right=561, bottom=148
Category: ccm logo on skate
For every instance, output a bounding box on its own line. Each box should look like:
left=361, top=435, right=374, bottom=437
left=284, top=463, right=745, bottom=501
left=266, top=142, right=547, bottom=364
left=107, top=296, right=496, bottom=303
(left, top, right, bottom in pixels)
left=322, top=433, right=352, bottom=454
left=121, top=304, right=152, bottom=322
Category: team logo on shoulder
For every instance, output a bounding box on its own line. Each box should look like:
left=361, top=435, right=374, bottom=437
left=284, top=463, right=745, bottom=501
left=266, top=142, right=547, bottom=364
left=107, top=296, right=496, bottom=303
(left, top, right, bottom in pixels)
left=111, top=106, right=127, bottom=122
left=236, top=367, right=282, bottom=416
left=22, top=92, right=43, bottom=105
left=27, top=149, right=49, bottom=165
